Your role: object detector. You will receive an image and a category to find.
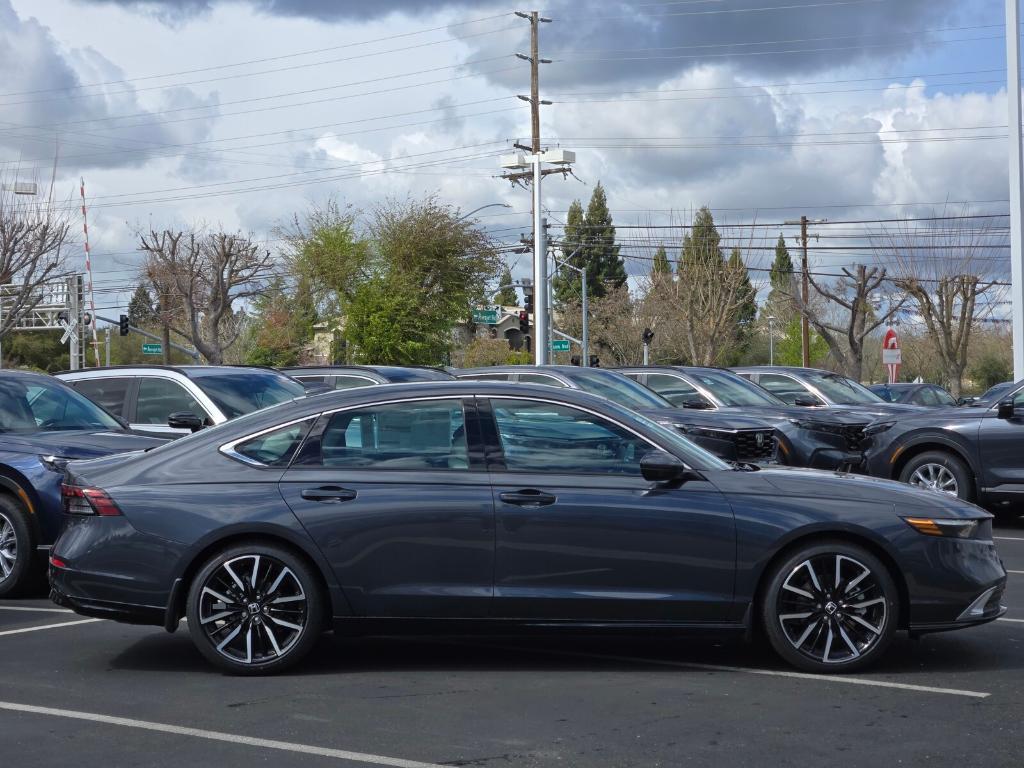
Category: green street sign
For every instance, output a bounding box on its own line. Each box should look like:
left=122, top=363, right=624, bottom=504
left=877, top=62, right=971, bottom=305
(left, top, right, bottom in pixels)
left=142, top=343, right=163, bottom=355
left=550, top=339, right=571, bottom=352
left=472, top=307, right=501, bottom=324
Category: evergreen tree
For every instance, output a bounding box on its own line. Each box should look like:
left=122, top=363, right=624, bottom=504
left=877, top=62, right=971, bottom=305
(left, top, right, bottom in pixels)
left=679, top=206, right=723, bottom=271
left=127, top=285, right=155, bottom=327
left=765, top=233, right=796, bottom=323
left=726, top=248, right=758, bottom=363
left=651, top=244, right=672, bottom=279
left=496, top=265, right=518, bottom=305
left=553, top=183, right=626, bottom=302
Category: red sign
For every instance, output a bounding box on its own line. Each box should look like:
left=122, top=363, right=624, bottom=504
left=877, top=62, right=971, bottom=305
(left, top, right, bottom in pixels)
left=882, top=328, right=901, bottom=384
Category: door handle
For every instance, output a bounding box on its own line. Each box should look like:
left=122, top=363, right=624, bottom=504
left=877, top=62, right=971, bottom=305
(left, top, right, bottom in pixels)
left=499, top=489, right=556, bottom=507
left=301, top=486, right=357, bottom=503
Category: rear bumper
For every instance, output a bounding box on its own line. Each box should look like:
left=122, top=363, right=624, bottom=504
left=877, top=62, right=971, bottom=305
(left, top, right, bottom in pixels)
left=49, top=580, right=164, bottom=627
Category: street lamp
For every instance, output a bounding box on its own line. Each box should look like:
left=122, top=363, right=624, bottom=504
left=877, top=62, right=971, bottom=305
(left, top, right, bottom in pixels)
left=767, top=315, right=776, bottom=366
left=458, top=202, right=512, bottom=221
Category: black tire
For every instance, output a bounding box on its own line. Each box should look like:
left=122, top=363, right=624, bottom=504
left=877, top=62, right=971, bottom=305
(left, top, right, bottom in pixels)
left=0, top=494, right=37, bottom=598
left=898, top=450, right=974, bottom=502
left=186, top=542, right=324, bottom=675
left=760, top=540, right=899, bottom=673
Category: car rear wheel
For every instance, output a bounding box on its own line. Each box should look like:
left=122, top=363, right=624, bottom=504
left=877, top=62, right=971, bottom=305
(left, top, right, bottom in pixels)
left=761, top=540, right=899, bottom=673
left=186, top=542, right=324, bottom=675
left=0, top=496, right=36, bottom=598
left=899, top=451, right=973, bottom=502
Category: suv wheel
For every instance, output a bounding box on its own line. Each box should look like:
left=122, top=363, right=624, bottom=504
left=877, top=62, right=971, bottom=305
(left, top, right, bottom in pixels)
left=0, top=495, right=36, bottom=598
left=186, top=542, right=324, bottom=675
left=899, top=451, right=973, bottom=502
left=761, top=540, right=899, bottom=673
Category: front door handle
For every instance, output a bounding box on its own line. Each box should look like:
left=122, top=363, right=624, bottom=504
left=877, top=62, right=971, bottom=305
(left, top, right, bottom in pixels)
left=499, top=489, right=556, bottom=507
left=301, top=486, right=357, bottom=503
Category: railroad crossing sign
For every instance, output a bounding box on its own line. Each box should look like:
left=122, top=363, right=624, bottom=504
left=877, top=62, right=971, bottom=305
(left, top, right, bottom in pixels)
left=58, top=316, right=78, bottom=345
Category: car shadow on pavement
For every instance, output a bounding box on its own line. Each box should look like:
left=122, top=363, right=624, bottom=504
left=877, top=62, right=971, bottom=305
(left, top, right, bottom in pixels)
left=107, top=624, right=1023, bottom=678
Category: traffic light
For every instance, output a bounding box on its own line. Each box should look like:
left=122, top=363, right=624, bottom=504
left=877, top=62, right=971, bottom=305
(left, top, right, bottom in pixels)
left=642, top=327, right=655, bottom=346
left=589, top=355, right=600, bottom=367
left=523, top=293, right=534, bottom=314
left=118, top=314, right=129, bottom=336
left=518, top=310, right=530, bottom=334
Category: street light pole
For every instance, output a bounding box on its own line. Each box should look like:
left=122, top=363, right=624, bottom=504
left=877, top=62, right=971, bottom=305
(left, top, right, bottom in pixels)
left=767, top=315, right=776, bottom=366
left=458, top=202, right=512, bottom=222
left=1007, top=0, right=1024, bottom=380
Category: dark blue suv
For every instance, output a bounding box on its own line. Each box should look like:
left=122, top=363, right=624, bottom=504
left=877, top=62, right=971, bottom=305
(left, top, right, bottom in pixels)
left=0, top=370, right=164, bottom=596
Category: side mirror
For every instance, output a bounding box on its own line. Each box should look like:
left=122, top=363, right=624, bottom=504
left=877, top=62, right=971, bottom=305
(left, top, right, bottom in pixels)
left=681, top=396, right=712, bottom=410
left=168, top=411, right=205, bottom=432
left=794, top=395, right=820, bottom=407
left=997, top=399, right=1016, bottom=420
left=640, top=451, right=702, bottom=484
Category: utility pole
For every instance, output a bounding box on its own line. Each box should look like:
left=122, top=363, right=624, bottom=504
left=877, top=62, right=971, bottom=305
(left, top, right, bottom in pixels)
left=159, top=290, right=171, bottom=365
left=105, top=326, right=111, bottom=367
left=784, top=216, right=827, bottom=367
left=767, top=315, right=776, bottom=366
left=68, top=275, right=80, bottom=371
left=1008, top=0, right=1024, bottom=380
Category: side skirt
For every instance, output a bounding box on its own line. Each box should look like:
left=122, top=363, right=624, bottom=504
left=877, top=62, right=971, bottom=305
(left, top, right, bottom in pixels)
left=331, top=617, right=748, bottom=638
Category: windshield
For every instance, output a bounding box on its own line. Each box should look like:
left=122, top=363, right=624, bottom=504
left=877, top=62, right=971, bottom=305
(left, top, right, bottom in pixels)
left=0, top=376, right=123, bottom=433
left=566, top=369, right=673, bottom=409
left=689, top=370, right=785, bottom=407
left=802, top=371, right=885, bottom=405
left=190, top=371, right=306, bottom=419
left=978, top=382, right=1015, bottom=405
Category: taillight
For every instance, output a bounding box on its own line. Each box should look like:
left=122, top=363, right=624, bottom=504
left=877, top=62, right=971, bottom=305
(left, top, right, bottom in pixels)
left=61, top=484, right=122, bottom=516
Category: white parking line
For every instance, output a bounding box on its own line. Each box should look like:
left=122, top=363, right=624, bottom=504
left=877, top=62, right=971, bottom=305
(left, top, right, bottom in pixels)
left=445, top=642, right=990, bottom=699
left=1007, top=570, right=1024, bottom=575
left=0, top=702, right=445, bottom=768
left=0, top=619, right=100, bottom=637
left=0, top=606, right=72, bottom=614
left=995, top=536, right=1024, bottom=541
left=998, top=617, right=1024, bottom=623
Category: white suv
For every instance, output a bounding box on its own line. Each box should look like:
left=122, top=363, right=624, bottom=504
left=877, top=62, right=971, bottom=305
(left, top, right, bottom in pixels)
left=56, top=366, right=307, bottom=436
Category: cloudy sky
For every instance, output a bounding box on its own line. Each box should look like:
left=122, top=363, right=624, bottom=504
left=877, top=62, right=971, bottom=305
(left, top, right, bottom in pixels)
left=0, top=0, right=1014, bottom=312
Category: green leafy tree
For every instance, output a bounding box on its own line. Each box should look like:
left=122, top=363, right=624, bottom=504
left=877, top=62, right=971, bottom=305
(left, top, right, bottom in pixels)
left=2, top=330, right=69, bottom=372
left=243, top=278, right=304, bottom=367
left=764, top=233, right=796, bottom=324
left=651, top=244, right=672, bottom=280
left=127, top=285, right=156, bottom=327
left=553, top=183, right=626, bottom=302
left=496, top=265, right=518, bottom=305
left=775, top=317, right=828, bottom=366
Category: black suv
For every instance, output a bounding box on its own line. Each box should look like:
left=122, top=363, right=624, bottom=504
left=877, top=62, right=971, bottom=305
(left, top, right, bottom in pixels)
left=455, top=365, right=779, bottom=464
left=861, top=378, right=1024, bottom=514
left=618, top=366, right=870, bottom=470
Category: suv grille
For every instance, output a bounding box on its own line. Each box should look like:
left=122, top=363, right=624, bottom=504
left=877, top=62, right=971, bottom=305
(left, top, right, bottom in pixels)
left=842, top=425, right=867, bottom=451
left=734, top=429, right=776, bottom=461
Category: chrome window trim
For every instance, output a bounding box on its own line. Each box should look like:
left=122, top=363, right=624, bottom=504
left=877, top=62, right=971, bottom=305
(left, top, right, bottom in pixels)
left=219, top=415, right=318, bottom=467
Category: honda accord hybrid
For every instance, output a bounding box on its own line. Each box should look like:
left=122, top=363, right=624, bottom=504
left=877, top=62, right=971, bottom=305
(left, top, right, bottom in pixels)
left=50, top=382, right=1006, bottom=675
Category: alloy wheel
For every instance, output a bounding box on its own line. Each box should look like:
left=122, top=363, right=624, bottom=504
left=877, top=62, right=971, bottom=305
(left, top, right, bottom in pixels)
left=197, top=554, right=308, bottom=666
left=776, top=554, right=887, bottom=665
left=907, top=463, right=959, bottom=496
left=0, top=512, right=17, bottom=583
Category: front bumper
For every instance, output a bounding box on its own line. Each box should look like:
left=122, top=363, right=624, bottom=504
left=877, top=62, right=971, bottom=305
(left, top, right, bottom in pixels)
left=909, top=582, right=1006, bottom=635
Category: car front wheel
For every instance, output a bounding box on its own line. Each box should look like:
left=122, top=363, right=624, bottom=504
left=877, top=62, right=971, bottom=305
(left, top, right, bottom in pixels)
left=761, top=540, right=899, bottom=673
left=186, top=542, right=324, bottom=675
left=0, top=495, right=36, bottom=598
left=899, top=450, right=973, bottom=502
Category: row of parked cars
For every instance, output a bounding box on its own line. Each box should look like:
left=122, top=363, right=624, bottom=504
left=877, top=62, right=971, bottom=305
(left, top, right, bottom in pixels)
left=0, top=361, right=1011, bottom=676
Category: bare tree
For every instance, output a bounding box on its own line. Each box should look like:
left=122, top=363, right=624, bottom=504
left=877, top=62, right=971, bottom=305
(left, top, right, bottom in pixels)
left=0, top=177, right=74, bottom=339
left=875, top=214, right=1003, bottom=397
left=139, top=228, right=274, bottom=364
left=790, top=264, right=905, bottom=380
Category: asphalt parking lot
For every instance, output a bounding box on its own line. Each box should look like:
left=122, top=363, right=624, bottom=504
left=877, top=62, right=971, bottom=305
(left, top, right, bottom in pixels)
left=3, top=520, right=1024, bottom=767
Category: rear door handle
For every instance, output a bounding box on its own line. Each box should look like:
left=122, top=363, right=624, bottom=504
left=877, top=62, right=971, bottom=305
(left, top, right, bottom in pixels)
left=301, top=486, right=357, bottom=503
left=499, top=489, right=556, bottom=507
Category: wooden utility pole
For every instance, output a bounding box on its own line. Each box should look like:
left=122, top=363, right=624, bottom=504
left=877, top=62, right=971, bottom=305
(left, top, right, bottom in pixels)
left=800, top=215, right=810, bottom=368
left=529, top=11, right=541, bottom=153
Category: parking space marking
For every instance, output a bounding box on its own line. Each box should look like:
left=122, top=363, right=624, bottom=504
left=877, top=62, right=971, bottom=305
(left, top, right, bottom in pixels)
left=0, top=619, right=100, bottom=637
left=445, top=642, right=990, bottom=699
left=0, top=702, right=445, bottom=768
left=995, top=536, right=1024, bottom=541
left=0, top=606, right=72, bottom=614
left=1008, top=570, right=1024, bottom=575
left=998, top=617, right=1024, bottom=623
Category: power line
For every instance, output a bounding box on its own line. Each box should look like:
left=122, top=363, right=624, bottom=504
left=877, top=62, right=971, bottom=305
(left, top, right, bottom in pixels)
left=558, top=0, right=888, bottom=22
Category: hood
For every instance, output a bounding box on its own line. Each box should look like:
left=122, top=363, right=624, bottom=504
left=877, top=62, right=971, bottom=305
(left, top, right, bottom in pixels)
left=639, top=407, right=774, bottom=431
left=713, top=405, right=871, bottom=427
left=873, top=404, right=992, bottom=426
left=814, top=402, right=926, bottom=419
left=2, top=429, right=167, bottom=459
left=713, top=465, right=989, bottom=517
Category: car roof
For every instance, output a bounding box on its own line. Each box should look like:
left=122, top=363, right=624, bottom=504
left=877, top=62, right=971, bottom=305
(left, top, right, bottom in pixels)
left=730, top=366, right=836, bottom=376
left=0, top=368, right=56, bottom=381
left=56, top=364, right=291, bottom=379
left=281, top=365, right=453, bottom=381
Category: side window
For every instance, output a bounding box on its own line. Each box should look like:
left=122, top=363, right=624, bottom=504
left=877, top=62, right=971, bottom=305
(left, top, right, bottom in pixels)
left=333, top=375, right=377, bottom=390
left=71, top=377, right=131, bottom=417
left=296, top=375, right=327, bottom=384
left=915, top=388, right=940, bottom=407
left=517, top=374, right=565, bottom=386
left=490, top=399, right=654, bottom=475
left=232, top=420, right=314, bottom=467
left=308, top=400, right=468, bottom=470
left=644, top=374, right=707, bottom=408
left=758, top=374, right=816, bottom=406
left=25, top=385, right=95, bottom=426
left=932, top=387, right=956, bottom=407
left=136, top=378, right=210, bottom=424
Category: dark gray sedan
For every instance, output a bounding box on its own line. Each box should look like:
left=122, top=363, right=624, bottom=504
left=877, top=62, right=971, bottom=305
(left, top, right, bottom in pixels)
left=51, top=382, right=1005, bottom=675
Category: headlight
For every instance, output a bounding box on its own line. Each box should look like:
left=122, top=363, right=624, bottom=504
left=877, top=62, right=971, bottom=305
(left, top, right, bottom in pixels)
left=864, top=420, right=896, bottom=436
left=904, top=517, right=981, bottom=539
left=39, top=455, right=72, bottom=473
